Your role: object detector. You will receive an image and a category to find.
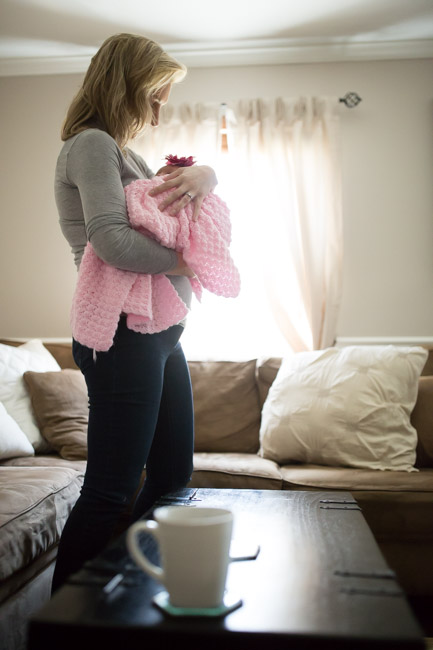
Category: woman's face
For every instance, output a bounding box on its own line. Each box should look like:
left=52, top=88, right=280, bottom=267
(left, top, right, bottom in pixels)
left=151, top=83, right=172, bottom=126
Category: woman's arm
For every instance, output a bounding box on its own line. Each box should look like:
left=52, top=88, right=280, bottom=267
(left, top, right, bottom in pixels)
left=65, top=130, right=180, bottom=274
left=166, top=251, right=196, bottom=277
left=149, top=165, right=218, bottom=221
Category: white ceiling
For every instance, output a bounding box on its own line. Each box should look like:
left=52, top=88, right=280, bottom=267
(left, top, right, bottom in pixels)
left=1, top=0, right=433, bottom=75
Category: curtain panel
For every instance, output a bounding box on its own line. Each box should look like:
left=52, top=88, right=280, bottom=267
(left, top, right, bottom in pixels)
left=231, top=97, right=343, bottom=351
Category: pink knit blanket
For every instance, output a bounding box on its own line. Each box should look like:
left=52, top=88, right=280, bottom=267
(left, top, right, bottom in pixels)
left=70, top=177, right=240, bottom=351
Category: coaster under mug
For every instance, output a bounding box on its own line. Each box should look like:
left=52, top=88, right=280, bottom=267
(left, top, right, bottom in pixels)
left=153, top=590, right=242, bottom=617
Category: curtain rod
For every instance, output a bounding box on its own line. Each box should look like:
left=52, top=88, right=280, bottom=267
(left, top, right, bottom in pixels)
left=221, top=93, right=362, bottom=111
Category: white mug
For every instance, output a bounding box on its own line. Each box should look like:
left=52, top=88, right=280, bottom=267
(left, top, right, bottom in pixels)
left=127, top=506, right=233, bottom=609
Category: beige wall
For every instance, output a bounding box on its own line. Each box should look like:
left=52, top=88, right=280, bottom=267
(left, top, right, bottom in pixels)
left=0, top=58, right=432, bottom=341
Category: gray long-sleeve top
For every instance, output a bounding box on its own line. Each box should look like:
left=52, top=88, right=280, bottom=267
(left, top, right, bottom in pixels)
left=55, top=128, right=192, bottom=311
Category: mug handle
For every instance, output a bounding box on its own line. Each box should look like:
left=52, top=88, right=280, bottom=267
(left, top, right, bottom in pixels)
left=126, top=520, right=165, bottom=583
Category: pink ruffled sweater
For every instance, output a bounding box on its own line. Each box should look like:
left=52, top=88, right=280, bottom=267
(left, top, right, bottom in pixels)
left=70, top=177, right=240, bottom=351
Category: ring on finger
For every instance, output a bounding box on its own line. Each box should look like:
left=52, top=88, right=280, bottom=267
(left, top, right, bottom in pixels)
left=184, top=191, right=194, bottom=200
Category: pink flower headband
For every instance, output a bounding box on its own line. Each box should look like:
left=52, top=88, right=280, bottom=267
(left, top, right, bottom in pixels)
left=165, top=154, right=196, bottom=167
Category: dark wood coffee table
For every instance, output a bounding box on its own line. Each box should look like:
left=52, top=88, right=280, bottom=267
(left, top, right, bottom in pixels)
left=28, top=488, right=424, bottom=649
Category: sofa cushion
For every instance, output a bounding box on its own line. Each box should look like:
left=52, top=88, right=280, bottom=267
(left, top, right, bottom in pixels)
left=279, top=463, right=433, bottom=593
left=189, top=360, right=261, bottom=453
left=0, top=339, right=77, bottom=371
left=0, top=401, right=34, bottom=461
left=358, top=494, right=433, bottom=597
left=281, top=465, right=433, bottom=546
left=0, top=453, right=86, bottom=471
left=280, top=464, right=433, bottom=492
left=412, top=376, right=433, bottom=468
left=259, top=346, right=428, bottom=472
left=0, top=340, right=61, bottom=453
left=255, top=357, right=282, bottom=408
left=0, top=465, right=84, bottom=585
left=420, top=346, right=433, bottom=376
left=41, top=342, right=77, bottom=370
left=189, top=452, right=282, bottom=489
left=23, top=369, right=88, bottom=460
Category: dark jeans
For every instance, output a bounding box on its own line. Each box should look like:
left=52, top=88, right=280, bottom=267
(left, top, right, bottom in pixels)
left=51, top=318, right=194, bottom=593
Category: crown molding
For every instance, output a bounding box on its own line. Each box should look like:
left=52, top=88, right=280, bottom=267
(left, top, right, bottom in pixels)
left=0, top=38, right=432, bottom=77
left=168, top=38, right=433, bottom=67
left=0, top=54, right=92, bottom=77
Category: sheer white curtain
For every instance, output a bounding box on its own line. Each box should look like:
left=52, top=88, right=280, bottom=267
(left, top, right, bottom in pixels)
left=231, top=97, right=343, bottom=353
left=134, top=96, right=343, bottom=360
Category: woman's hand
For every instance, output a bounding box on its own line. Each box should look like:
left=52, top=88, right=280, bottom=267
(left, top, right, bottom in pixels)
left=166, top=251, right=196, bottom=277
left=149, top=165, right=218, bottom=221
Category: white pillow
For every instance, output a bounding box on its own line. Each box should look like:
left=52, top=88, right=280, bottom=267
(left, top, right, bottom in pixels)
left=0, top=340, right=61, bottom=452
left=259, top=345, right=428, bottom=472
left=0, top=402, right=35, bottom=460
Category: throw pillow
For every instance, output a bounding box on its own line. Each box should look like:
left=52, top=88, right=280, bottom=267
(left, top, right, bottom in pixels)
left=0, top=340, right=61, bottom=452
left=0, top=402, right=35, bottom=460
left=23, top=369, right=88, bottom=460
left=259, top=345, right=428, bottom=472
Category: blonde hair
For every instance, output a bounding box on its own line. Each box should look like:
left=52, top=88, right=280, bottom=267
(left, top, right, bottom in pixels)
left=61, top=33, right=186, bottom=149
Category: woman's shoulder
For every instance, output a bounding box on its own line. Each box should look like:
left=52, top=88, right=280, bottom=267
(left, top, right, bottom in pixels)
left=61, top=129, right=123, bottom=168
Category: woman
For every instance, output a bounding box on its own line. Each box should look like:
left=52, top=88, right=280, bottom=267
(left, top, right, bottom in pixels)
left=52, top=33, right=217, bottom=593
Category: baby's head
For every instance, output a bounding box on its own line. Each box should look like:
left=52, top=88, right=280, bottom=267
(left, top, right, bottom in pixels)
left=155, top=165, right=173, bottom=176
left=155, top=154, right=196, bottom=176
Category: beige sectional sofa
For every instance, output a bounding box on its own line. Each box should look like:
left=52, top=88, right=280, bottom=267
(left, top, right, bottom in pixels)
left=0, top=339, right=432, bottom=650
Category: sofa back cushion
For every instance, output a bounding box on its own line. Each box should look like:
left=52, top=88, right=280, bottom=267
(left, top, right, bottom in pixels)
left=256, top=357, right=282, bottom=408
left=189, top=360, right=261, bottom=453
left=421, top=347, right=433, bottom=376
left=412, top=376, right=433, bottom=468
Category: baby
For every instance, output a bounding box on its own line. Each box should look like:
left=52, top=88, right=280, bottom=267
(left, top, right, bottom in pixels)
left=152, top=154, right=198, bottom=223
left=71, top=153, right=240, bottom=351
